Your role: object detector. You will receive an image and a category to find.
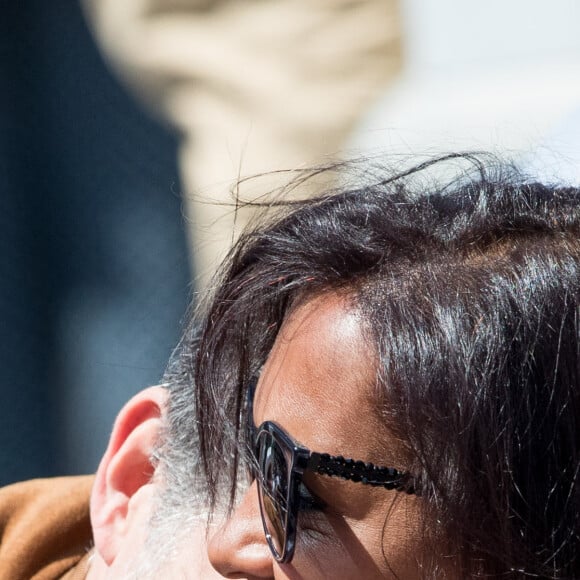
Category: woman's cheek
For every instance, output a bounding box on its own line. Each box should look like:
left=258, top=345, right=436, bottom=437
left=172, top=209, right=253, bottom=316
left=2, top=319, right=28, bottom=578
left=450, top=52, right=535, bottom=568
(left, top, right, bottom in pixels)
left=287, top=516, right=387, bottom=580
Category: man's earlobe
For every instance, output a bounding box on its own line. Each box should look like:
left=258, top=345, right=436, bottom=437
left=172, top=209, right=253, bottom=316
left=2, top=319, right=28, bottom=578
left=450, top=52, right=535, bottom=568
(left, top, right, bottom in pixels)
left=90, top=386, right=167, bottom=566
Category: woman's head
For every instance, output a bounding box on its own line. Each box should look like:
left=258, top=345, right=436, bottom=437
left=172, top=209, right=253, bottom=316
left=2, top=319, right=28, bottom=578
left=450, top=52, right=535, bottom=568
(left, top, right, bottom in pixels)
left=162, top=154, right=580, bottom=578
left=209, top=292, right=427, bottom=578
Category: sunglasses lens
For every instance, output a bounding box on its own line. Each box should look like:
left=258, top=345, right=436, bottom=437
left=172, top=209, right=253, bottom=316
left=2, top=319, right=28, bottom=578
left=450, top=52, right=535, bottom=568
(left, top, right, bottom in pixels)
left=256, top=430, right=289, bottom=560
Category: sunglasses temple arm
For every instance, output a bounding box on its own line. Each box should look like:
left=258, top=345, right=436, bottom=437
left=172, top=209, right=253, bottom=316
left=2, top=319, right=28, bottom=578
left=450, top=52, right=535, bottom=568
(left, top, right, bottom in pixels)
left=307, top=452, right=418, bottom=494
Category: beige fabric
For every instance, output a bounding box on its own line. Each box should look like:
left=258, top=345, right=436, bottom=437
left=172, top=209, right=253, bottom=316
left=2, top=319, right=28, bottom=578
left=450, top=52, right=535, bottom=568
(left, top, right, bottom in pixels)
left=0, top=476, right=94, bottom=580
left=61, top=553, right=91, bottom=580
left=81, top=0, right=402, bottom=286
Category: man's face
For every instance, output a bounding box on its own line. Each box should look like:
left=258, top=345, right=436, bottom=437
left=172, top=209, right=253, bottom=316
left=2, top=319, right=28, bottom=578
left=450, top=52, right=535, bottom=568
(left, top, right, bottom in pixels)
left=87, top=469, right=226, bottom=578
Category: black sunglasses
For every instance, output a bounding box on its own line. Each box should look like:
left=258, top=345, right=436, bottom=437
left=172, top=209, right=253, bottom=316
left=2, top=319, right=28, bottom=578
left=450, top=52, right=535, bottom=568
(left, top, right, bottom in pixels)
left=246, top=379, right=417, bottom=564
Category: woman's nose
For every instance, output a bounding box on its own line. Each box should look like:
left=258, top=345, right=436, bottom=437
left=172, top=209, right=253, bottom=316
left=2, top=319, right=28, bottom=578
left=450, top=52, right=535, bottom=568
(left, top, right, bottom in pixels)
left=207, top=481, right=275, bottom=578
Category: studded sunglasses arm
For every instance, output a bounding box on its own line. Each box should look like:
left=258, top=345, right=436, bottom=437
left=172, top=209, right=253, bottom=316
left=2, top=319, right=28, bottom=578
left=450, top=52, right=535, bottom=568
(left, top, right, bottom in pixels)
left=307, top=452, right=418, bottom=494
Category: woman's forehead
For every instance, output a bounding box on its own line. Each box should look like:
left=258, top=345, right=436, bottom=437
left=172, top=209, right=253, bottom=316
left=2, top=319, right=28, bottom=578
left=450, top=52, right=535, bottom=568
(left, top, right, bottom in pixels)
left=253, top=293, right=394, bottom=464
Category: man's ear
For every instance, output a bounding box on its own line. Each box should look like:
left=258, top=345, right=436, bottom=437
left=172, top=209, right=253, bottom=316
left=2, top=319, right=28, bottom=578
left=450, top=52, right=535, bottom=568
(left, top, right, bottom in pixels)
left=90, top=386, right=167, bottom=566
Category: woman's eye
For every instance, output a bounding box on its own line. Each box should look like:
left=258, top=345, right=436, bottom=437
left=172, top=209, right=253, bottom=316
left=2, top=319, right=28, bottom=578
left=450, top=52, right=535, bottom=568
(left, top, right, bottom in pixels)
left=297, top=481, right=326, bottom=512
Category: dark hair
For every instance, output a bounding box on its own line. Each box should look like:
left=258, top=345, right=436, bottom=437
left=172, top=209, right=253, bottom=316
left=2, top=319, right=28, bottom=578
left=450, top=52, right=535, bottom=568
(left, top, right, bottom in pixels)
left=166, top=153, right=580, bottom=578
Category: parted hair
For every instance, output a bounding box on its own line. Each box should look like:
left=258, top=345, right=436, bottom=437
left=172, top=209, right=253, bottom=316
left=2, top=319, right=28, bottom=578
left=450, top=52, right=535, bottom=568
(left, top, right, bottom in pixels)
left=161, top=154, right=580, bottom=578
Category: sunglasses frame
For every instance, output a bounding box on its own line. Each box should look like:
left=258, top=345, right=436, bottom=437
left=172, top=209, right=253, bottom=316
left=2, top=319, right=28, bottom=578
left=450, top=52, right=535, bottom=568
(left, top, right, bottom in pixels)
left=253, top=420, right=311, bottom=562
left=246, top=379, right=417, bottom=564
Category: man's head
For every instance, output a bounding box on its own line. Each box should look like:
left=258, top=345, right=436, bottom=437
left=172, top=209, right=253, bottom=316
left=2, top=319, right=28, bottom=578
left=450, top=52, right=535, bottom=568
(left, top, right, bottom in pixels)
left=86, top=386, right=225, bottom=578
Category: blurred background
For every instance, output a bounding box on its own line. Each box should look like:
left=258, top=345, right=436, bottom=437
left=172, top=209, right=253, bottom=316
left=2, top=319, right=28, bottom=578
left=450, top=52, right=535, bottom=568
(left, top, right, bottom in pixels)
left=349, top=0, right=580, bottom=183
left=0, top=1, right=190, bottom=484
left=1, top=0, right=579, bottom=485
